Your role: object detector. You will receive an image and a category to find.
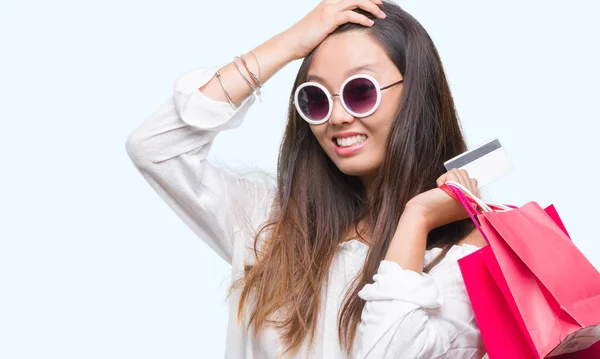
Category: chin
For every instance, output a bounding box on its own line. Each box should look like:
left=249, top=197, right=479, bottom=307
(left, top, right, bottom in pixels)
left=323, top=148, right=382, bottom=179
left=334, top=161, right=378, bottom=178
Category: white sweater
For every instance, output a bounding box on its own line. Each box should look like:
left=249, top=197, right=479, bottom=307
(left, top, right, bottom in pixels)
left=125, top=63, right=486, bottom=359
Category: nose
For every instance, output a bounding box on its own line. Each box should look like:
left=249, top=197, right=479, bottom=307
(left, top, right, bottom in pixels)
left=328, top=96, right=355, bottom=127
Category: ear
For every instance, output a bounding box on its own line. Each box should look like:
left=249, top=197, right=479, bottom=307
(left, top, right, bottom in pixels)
left=458, top=228, right=487, bottom=248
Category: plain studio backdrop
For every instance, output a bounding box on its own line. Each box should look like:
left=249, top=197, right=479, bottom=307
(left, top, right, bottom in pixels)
left=1, top=0, right=598, bottom=358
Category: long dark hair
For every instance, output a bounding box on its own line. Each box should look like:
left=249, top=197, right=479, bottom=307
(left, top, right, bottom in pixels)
left=230, top=1, right=475, bottom=356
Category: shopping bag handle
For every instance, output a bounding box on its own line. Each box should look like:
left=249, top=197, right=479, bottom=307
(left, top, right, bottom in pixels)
left=441, top=183, right=492, bottom=244
left=442, top=181, right=516, bottom=212
left=441, top=182, right=480, bottom=215
left=438, top=181, right=519, bottom=244
left=439, top=182, right=491, bottom=212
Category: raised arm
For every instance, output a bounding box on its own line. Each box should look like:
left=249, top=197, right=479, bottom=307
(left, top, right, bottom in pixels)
left=125, top=0, right=388, bottom=267
left=356, top=244, right=485, bottom=359
left=356, top=169, right=487, bottom=358
left=125, top=34, right=293, bottom=265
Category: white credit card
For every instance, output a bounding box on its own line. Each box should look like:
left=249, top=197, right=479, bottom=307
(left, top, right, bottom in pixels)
left=444, top=138, right=514, bottom=188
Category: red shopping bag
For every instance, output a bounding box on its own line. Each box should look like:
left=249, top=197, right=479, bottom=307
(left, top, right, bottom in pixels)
left=441, top=183, right=600, bottom=359
left=538, top=205, right=600, bottom=358
left=554, top=341, right=600, bottom=359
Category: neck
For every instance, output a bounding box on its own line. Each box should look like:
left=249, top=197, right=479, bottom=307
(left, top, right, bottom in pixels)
left=360, top=171, right=378, bottom=205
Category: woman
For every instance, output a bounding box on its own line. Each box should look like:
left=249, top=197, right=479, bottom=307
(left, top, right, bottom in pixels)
left=126, top=0, right=488, bottom=357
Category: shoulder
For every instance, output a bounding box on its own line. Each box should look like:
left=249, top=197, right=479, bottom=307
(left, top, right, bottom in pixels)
left=424, top=228, right=486, bottom=273
left=458, top=228, right=487, bottom=248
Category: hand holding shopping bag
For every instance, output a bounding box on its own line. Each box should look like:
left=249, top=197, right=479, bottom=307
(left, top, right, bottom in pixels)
left=439, top=181, right=600, bottom=358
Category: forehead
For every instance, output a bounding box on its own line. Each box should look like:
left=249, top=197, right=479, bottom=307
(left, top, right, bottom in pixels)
left=307, top=31, right=392, bottom=86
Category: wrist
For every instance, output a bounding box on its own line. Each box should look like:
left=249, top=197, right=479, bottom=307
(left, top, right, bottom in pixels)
left=385, top=208, right=429, bottom=272
left=268, top=32, right=298, bottom=64
left=401, top=205, right=432, bottom=233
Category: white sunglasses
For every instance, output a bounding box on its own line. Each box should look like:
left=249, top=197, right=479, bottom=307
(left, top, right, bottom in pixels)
left=293, top=74, right=404, bottom=125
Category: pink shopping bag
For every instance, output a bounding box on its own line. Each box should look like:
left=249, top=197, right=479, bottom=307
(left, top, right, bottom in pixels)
left=441, top=183, right=600, bottom=358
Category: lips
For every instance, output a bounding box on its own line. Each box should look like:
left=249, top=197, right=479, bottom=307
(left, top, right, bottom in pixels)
left=331, top=136, right=368, bottom=156
left=331, top=131, right=368, bottom=144
left=333, top=134, right=367, bottom=147
left=332, top=131, right=367, bottom=139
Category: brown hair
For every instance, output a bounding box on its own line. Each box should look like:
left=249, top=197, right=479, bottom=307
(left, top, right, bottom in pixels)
left=229, top=1, right=474, bottom=356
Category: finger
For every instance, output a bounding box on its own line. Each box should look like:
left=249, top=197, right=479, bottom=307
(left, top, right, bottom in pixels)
left=436, top=168, right=457, bottom=187
left=458, top=169, right=470, bottom=186
left=468, top=177, right=479, bottom=197
left=340, top=0, right=386, bottom=19
left=451, top=169, right=465, bottom=188
left=462, top=170, right=478, bottom=196
left=453, top=169, right=466, bottom=187
left=338, top=10, right=375, bottom=26
left=461, top=169, right=478, bottom=195
left=460, top=170, right=479, bottom=197
left=470, top=178, right=480, bottom=197
left=436, top=171, right=448, bottom=187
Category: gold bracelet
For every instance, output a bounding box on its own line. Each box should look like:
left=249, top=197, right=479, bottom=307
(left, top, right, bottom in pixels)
left=250, top=49, right=261, bottom=84
left=239, top=54, right=262, bottom=89
left=215, top=70, right=237, bottom=111
left=233, top=56, right=257, bottom=91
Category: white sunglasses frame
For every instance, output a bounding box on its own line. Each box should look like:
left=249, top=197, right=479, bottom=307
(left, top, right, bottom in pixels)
left=293, top=74, right=403, bottom=125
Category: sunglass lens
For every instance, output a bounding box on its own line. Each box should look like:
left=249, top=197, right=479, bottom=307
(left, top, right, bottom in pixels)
left=297, top=86, right=329, bottom=122
left=343, top=77, right=377, bottom=114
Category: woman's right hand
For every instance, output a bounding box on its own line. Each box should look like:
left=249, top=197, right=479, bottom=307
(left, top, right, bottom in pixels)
left=281, top=0, right=387, bottom=61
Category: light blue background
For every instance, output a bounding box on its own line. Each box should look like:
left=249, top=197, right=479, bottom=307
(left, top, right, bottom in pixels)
left=1, top=0, right=598, bottom=358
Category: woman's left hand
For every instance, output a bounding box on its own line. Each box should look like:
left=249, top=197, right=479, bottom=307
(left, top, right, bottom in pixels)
left=404, top=169, right=479, bottom=231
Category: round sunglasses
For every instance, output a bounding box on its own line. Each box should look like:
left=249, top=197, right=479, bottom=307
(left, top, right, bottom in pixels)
left=293, top=74, right=404, bottom=125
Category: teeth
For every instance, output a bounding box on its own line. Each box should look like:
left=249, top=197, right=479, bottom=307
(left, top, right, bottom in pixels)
left=336, top=135, right=367, bottom=147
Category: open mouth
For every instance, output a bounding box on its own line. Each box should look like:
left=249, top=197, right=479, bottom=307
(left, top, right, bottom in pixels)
left=332, top=134, right=368, bottom=148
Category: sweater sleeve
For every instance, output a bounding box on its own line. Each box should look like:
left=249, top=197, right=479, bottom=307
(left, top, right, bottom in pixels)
left=355, top=244, right=486, bottom=359
left=125, top=63, right=276, bottom=265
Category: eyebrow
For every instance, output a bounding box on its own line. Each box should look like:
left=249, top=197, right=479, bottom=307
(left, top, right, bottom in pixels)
left=306, top=64, right=377, bottom=83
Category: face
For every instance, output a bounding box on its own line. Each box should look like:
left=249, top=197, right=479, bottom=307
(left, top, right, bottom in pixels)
left=304, top=31, right=404, bottom=184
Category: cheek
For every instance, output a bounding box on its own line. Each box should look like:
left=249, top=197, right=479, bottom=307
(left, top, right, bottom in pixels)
left=367, top=113, right=394, bottom=140
left=380, top=86, right=402, bottom=114
left=370, top=131, right=388, bottom=157
left=309, top=126, right=330, bottom=149
left=364, top=120, right=393, bottom=159
left=374, top=101, right=398, bottom=136
left=381, top=98, right=400, bottom=121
